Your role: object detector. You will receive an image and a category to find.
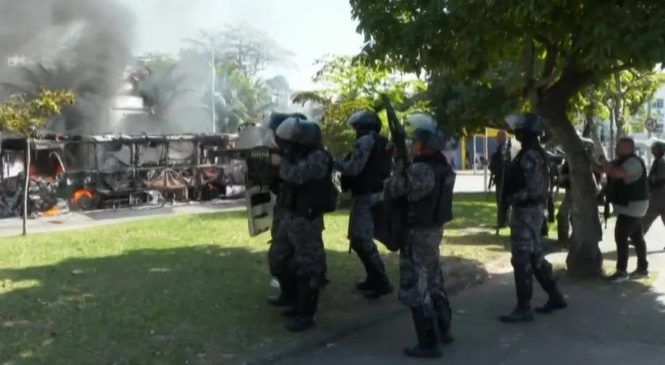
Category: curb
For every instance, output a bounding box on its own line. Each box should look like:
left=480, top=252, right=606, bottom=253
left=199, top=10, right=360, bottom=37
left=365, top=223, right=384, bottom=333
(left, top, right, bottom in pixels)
left=243, top=255, right=510, bottom=365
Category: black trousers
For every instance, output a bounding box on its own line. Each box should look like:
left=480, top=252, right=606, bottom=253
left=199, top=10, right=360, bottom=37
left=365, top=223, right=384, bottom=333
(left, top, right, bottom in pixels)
left=495, top=182, right=509, bottom=228
left=614, top=214, right=649, bottom=272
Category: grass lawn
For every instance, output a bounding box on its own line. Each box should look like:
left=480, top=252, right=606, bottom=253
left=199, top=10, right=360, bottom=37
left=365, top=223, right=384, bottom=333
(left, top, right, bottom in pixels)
left=0, top=192, right=509, bottom=365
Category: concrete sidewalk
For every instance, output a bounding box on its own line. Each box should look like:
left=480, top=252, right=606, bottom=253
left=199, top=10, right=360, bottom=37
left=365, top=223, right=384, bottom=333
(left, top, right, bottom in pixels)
left=0, top=200, right=243, bottom=238
left=275, top=221, right=665, bottom=365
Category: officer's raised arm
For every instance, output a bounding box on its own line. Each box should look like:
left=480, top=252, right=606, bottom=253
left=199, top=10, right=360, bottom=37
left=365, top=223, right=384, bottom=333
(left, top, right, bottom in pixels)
left=335, top=111, right=378, bottom=176
left=280, top=150, right=329, bottom=184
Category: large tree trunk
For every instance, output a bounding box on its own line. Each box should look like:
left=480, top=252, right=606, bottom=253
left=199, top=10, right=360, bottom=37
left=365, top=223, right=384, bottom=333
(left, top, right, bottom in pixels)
left=539, top=92, right=603, bottom=278
left=23, top=138, right=30, bottom=236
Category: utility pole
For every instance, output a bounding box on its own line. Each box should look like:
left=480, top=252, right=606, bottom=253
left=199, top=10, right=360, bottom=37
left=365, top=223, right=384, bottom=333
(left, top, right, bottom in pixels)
left=211, top=38, right=216, bottom=134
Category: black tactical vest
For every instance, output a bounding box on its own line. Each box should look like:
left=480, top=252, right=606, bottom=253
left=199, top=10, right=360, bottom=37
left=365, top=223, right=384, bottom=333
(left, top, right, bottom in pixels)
left=502, top=145, right=549, bottom=207
left=607, top=154, right=649, bottom=206
left=408, top=153, right=456, bottom=228
left=279, top=148, right=336, bottom=218
left=341, top=134, right=391, bottom=195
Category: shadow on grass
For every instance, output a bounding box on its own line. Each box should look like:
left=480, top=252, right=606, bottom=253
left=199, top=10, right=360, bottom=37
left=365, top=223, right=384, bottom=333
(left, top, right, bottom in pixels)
left=0, top=244, right=488, bottom=365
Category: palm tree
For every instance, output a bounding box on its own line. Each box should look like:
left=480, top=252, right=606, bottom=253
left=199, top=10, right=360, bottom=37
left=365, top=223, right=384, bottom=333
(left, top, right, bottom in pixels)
left=214, top=62, right=274, bottom=132
left=131, top=63, right=190, bottom=122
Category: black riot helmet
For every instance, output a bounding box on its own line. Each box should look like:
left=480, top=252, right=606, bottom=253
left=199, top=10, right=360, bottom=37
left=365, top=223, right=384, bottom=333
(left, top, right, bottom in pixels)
left=275, top=116, right=322, bottom=147
left=268, top=112, right=308, bottom=132
left=504, top=113, right=545, bottom=146
left=347, top=110, right=382, bottom=136
left=408, top=114, right=446, bottom=151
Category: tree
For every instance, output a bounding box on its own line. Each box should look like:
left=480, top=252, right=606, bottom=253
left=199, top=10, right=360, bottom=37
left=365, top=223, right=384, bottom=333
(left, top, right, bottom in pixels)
left=129, top=54, right=191, bottom=122
left=0, top=63, right=83, bottom=131
left=265, top=75, right=291, bottom=108
left=213, top=61, right=273, bottom=132
left=598, top=70, right=664, bottom=153
left=184, top=25, right=294, bottom=79
left=426, top=69, right=521, bottom=137
left=0, top=89, right=75, bottom=235
left=182, top=27, right=292, bottom=131
left=350, top=0, right=665, bottom=277
left=292, top=55, right=428, bottom=157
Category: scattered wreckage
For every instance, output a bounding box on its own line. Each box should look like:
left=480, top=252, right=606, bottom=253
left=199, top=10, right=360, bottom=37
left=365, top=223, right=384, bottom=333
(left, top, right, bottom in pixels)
left=0, top=133, right=245, bottom=218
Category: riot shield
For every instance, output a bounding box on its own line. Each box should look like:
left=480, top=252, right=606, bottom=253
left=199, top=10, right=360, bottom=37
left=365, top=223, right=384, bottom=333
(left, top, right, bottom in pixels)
left=235, top=125, right=278, bottom=237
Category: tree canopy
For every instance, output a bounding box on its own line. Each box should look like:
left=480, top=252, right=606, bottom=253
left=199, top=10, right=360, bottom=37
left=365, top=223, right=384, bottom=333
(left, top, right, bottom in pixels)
left=350, top=0, right=665, bottom=277
left=292, top=55, right=428, bottom=157
left=350, top=0, right=665, bottom=128
left=0, top=89, right=75, bottom=136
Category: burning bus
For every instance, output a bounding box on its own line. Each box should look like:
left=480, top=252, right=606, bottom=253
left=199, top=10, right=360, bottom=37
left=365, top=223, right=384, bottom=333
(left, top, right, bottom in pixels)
left=0, top=133, right=240, bottom=218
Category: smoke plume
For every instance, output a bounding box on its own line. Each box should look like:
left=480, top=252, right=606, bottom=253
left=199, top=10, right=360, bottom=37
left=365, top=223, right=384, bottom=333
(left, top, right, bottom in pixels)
left=0, top=0, right=135, bottom=134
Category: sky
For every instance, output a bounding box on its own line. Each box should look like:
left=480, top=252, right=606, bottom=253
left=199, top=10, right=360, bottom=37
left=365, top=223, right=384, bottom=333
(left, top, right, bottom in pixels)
left=116, top=0, right=365, bottom=91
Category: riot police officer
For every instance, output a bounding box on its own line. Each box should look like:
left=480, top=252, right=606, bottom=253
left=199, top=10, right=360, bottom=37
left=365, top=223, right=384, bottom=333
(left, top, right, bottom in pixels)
left=500, top=113, right=567, bottom=323
left=337, top=110, right=393, bottom=299
left=384, top=115, right=456, bottom=358
left=270, top=116, right=333, bottom=332
left=266, top=112, right=307, bottom=308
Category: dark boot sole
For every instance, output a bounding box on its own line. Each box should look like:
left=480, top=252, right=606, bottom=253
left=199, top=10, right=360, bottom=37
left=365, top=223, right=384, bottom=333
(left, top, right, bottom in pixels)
left=535, top=303, right=567, bottom=314
left=362, top=286, right=394, bottom=299
left=499, top=314, right=535, bottom=323
left=403, top=347, right=442, bottom=358
left=282, top=308, right=298, bottom=318
left=441, top=334, right=455, bottom=345
left=285, top=319, right=314, bottom=332
left=267, top=299, right=296, bottom=307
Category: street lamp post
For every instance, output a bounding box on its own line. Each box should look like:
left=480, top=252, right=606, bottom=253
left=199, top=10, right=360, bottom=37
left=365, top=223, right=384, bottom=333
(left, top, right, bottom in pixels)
left=211, top=39, right=216, bottom=134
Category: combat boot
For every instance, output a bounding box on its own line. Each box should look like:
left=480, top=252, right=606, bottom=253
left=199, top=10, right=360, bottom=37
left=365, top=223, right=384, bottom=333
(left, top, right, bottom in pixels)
left=354, top=246, right=393, bottom=299
left=433, top=297, right=455, bottom=345
left=535, top=295, right=567, bottom=314
left=362, top=281, right=394, bottom=299
left=533, top=260, right=567, bottom=314
left=503, top=256, right=534, bottom=323
left=285, top=280, right=319, bottom=333
left=404, top=307, right=442, bottom=358
left=499, top=306, right=534, bottom=323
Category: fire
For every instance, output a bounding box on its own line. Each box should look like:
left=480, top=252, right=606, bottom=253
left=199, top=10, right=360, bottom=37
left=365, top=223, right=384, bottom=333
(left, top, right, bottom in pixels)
left=43, top=206, right=61, bottom=217
left=71, top=189, right=93, bottom=204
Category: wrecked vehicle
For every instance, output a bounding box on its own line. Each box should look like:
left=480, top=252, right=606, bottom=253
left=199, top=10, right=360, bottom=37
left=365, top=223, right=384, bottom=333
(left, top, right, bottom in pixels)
left=0, top=133, right=238, bottom=217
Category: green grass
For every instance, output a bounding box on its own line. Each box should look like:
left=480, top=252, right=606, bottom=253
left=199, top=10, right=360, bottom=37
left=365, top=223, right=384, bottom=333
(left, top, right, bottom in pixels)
left=0, top=193, right=508, bottom=365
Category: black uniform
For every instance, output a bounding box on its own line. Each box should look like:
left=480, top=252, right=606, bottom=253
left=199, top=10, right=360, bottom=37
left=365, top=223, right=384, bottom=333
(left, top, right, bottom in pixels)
left=489, top=142, right=511, bottom=231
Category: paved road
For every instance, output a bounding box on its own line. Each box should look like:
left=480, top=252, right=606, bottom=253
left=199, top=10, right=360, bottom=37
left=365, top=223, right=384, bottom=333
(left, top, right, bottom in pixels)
left=275, top=220, right=665, bottom=365
left=454, top=171, right=489, bottom=193
left=0, top=200, right=243, bottom=238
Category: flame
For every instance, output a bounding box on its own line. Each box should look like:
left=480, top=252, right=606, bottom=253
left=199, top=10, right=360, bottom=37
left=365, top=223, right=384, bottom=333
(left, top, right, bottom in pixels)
left=43, top=207, right=61, bottom=217
left=71, top=189, right=94, bottom=204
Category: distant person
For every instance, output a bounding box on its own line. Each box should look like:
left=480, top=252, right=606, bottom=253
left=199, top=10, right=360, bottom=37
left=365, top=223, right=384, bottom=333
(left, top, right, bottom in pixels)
left=500, top=113, right=567, bottom=323
left=384, top=115, right=456, bottom=358
left=642, top=141, right=665, bottom=249
left=597, top=137, right=649, bottom=283
left=489, top=130, right=511, bottom=234
left=336, top=110, right=393, bottom=299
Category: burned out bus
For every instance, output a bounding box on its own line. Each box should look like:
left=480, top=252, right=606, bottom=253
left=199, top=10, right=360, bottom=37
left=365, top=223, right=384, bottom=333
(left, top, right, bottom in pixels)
left=0, top=133, right=240, bottom=217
